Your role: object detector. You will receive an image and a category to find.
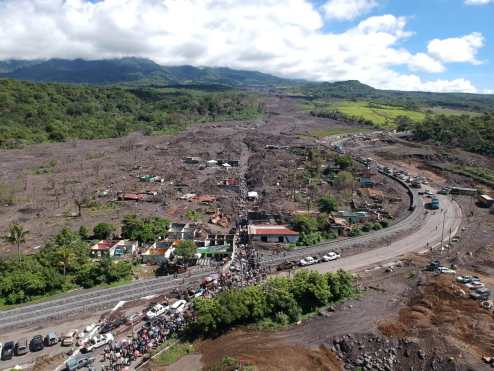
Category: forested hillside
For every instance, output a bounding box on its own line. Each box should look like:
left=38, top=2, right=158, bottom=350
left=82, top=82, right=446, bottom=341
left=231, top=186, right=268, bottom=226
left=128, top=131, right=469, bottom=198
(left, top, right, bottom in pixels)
left=0, top=79, right=263, bottom=148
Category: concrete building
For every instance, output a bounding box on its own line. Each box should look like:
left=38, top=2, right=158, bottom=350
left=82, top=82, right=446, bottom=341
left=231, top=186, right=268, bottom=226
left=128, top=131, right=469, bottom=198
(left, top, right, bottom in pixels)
left=248, top=224, right=299, bottom=244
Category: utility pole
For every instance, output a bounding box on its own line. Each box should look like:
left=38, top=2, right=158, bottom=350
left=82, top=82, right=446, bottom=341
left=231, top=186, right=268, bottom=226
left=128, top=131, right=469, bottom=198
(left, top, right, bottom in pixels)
left=440, top=210, right=446, bottom=251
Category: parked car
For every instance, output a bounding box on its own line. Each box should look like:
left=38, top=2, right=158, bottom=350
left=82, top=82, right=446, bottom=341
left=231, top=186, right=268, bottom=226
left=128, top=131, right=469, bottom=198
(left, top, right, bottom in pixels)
left=312, top=256, right=321, bottom=264
left=465, top=281, right=485, bottom=289
left=276, top=261, right=295, bottom=271
left=44, top=332, right=59, bottom=346
left=29, top=335, right=44, bottom=352
left=146, top=303, right=168, bottom=319
left=81, top=334, right=114, bottom=353
left=298, top=257, right=315, bottom=266
left=436, top=266, right=456, bottom=274
left=14, top=339, right=28, bottom=356
left=64, top=356, right=95, bottom=371
left=456, top=276, right=473, bottom=283
left=170, top=299, right=187, bottom=313
left=471, top=288, right=491, bottom=301
left=322, top=252, right=341, bottom=262
left=426, top=260, right=441, bottom=271
left=125, top=313, right=142, bottom=325
left=99, top=322, right=114, bottom=334
left=61, top=330, right=79, bottom=347
left=1, top=341, right=15, bottom=361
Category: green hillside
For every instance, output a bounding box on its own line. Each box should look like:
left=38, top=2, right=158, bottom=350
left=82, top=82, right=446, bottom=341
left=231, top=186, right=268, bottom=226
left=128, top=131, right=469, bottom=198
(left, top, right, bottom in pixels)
left=0, top=79, right=263, bottom=148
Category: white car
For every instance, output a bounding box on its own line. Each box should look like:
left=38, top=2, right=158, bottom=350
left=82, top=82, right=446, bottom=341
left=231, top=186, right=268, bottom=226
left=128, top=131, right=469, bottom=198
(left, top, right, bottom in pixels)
left=170, top=299, right=187, bottom=313
left=83, top=333, right=114, bottom=353
left=322, top=252, right=341, bottom=262
left=465, top=281, right=485, bottom=289
left=146, top=303, right=168, bottom=319
left=299, top=257, right=315, bottom=266
left=437, top=267, right=456, bottom=274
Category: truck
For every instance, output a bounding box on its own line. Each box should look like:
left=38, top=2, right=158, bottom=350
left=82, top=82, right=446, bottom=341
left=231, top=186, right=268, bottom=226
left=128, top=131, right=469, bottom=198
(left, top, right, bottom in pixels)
left=430, top=196, right=440, bottom=210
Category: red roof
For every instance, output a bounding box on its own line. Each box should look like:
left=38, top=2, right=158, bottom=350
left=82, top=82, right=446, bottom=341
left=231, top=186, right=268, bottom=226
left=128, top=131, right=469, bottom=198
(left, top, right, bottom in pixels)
left=91, top=240, right=114, bottom=250
left=249, top=225, right=299, bottom=236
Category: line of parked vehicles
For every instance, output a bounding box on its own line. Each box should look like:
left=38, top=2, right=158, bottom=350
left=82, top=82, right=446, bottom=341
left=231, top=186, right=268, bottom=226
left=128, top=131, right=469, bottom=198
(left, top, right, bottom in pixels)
left=0, top=332, right=60, bottom=361
left=299, top=251, right=341, bottom=267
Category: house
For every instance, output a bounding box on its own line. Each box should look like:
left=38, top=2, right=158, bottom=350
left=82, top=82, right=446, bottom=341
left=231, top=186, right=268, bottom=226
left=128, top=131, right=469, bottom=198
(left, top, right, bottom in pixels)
left=90, top=240, right=116, bottom=258
left=359, top=188, right=384, bottom=202
left=359, top=177, right=375, bottom=188
left=90, top=240, right=138, bottom=258
left=478, top=194, right=494, bottom=208
left=184, top=156, right=202, bottom=164
left=328, top=217, right=350, bottom=235
left=335, top=210, right=369, bottom=224
left=192, top=195, right=216, bottom=204
left=247, top=191, right=259, bottom=201
left=118, top=193, right=146, bottom=202
left=248, top=224, right=299, bottom=244
left=142, top=247, right=171, bottom=265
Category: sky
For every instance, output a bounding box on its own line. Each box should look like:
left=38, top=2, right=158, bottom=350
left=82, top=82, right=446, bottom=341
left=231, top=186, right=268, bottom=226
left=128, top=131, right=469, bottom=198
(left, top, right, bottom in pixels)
left=0, top=0, right=493, bottom=93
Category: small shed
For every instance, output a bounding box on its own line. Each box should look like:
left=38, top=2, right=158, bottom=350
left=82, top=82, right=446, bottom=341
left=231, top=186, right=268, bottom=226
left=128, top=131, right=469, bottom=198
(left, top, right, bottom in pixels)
left=478, top=194, right=494, bottom=208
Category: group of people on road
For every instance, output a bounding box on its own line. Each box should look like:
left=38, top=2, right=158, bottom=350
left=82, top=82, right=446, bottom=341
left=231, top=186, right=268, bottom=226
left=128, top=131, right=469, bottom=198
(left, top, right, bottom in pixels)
left=92, top=238, right=265, bottom=370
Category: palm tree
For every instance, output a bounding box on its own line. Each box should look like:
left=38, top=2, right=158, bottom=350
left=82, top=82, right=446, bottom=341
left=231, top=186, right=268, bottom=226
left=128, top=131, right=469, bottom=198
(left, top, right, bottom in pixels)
left=2, top=223, right=29, bottom=263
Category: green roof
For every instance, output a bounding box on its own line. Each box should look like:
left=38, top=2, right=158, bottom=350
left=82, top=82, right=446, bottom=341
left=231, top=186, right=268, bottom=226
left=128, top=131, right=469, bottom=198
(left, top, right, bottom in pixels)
left=197, top=244, right=230, bottom=255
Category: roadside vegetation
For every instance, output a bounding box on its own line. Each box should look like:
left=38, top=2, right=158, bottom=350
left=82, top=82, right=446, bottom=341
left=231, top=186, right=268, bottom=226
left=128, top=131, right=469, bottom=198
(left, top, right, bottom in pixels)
left=187, top=270, right=355, bottom=338
left=0, top=79, right=263, bottom=148
left=152, top=342, right=195, bottom=366
left=400, top=113, right=494, bottom=156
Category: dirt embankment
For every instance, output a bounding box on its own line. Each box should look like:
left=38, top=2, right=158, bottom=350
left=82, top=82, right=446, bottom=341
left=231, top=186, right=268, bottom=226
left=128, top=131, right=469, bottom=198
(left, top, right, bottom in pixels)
left=196, top=329, right=343, bottom=371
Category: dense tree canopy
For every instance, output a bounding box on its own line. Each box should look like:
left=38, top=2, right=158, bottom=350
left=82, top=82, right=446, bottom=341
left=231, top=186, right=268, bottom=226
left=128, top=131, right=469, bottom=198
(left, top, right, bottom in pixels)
left=402, top=113, right=494, bottom=156
left=0, top=79, right=263, bottom=148
left=188, top=270, right=355, bottom=338
left=0, top=228, right=132, bottom=305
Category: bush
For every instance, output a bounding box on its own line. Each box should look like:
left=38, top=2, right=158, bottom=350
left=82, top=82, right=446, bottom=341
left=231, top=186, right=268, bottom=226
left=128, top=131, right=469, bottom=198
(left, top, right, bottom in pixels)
left=93, top=223, right=115, bottom=240
left=372, top=222, right=382, bottom=231
left=380, top=219, right=390, bottom=228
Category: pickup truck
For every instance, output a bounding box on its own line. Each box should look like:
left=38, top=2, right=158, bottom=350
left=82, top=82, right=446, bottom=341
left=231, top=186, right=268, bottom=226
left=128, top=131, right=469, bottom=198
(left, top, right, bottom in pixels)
left=82, top=334, right=114, bottom=353
left=146, top=303, right=169, bottom=319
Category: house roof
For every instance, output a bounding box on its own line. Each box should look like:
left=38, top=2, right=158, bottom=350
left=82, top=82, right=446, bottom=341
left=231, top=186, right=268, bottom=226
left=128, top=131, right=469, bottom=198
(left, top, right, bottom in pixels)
left=248, top=225, right=299, bottom=236
left=143, top=248, right=168, bottom=256
left=91, top=240, right=114, bottom=251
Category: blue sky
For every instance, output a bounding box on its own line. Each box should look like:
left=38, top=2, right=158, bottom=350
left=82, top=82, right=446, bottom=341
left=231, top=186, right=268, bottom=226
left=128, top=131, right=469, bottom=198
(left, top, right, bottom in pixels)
left=317, top=0, right=494, bottom=92
left=0, top=0, right=493, bottom=93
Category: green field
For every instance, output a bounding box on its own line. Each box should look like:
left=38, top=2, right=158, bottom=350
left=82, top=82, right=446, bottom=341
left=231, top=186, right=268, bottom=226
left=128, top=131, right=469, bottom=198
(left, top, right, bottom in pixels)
left=332, top=101, right=425, bottom=128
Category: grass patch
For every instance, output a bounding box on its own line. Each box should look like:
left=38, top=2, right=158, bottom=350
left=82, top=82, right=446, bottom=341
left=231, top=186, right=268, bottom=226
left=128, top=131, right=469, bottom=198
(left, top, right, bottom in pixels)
left=153, top=342, right=195, bottom=366
left=333, top=101, right=425, bottom=128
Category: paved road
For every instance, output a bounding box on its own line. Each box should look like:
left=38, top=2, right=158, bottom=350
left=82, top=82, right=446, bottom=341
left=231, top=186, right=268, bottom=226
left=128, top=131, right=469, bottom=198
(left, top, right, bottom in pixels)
left=303, top=194, right=462, bottom=274
left=0, top=269, right=212, bottom=331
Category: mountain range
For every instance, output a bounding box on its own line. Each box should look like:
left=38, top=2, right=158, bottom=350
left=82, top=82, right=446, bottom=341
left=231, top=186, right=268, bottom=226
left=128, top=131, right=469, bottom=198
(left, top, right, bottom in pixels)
left=1, top=57, right=494, bottom=112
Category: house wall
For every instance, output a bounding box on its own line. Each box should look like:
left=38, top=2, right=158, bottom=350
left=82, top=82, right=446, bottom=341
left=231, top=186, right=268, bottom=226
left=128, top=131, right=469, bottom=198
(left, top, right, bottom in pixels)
left=251, top=235, right=299, bottom=243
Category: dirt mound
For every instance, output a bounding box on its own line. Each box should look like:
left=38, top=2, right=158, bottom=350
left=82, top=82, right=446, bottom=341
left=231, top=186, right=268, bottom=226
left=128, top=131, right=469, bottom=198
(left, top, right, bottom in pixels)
left=377, top=319, right=409, bottom=338
left=197, top=329, right=342, bottom=371
left=397, top=274, right=494, bottom=361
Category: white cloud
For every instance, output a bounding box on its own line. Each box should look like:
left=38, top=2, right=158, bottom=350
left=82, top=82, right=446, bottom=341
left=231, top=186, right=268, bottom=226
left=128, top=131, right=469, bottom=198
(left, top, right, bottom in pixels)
left=408, top=53, right=445, bottom=73
left=323, top=0, right=377, bottom=21
left=0, top=0, right=484, bottom=93
left=465, top=0, right=493, bottom=5
left=428, top=32, right=484, bottom=64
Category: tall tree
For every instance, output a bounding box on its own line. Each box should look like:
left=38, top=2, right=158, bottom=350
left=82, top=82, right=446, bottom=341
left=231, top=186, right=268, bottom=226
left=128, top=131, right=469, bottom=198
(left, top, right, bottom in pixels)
left=2, top=223, right=29, bottom=263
